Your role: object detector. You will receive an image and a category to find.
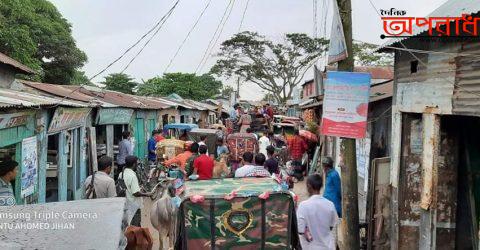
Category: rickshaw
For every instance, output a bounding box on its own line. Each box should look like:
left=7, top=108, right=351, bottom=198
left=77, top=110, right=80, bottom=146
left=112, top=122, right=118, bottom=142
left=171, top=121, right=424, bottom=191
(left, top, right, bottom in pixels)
left=226, top=132, right=258, bottom=161
left=272, top=122, right=297, bottom=138
left=187, top=128, right=223, bottom=156
left=163, top=123, right=199, bottom=139
left=175, top=178, right=301, bottom=249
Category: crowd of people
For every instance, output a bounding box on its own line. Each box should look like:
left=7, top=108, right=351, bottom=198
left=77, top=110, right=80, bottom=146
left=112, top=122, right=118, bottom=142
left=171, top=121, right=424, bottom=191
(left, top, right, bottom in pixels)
left=0, top=102, right=343, bottom=249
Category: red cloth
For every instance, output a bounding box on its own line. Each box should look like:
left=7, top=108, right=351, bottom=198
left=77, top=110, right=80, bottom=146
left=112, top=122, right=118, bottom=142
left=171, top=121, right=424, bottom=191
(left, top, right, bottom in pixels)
left=288, top=135, right=308, bottom=160
left=193, top=154, right=214, bottom=180
left=266, top=107, right=274, bottom=118
left=154, top=134, right=165, bottom=142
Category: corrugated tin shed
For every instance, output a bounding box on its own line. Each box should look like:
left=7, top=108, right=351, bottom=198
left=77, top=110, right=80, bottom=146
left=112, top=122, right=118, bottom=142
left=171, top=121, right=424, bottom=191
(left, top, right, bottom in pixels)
left=379, top=0, right=480, bottom=49
left=325, top=66, right=393, bottom=80
left=69, top=86, right=172, bottom=110
left=0, top=88, right=88, bottom=108
left=17, top=80, right=114, bottom=107
left=299, top=80, right=393, bottom=109
left=0, top=52, right=35, bottom=74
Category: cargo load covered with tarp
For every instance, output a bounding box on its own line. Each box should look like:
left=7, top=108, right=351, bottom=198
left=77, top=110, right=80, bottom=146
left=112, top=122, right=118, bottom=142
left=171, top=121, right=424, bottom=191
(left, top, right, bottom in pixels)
left=176, top=178, right=300, bottom=249
left=187, top=128, right=223, bottom=156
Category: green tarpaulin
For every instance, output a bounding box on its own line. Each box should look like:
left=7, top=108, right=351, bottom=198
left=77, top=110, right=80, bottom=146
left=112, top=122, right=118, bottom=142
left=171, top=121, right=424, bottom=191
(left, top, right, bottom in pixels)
left=177, top=178, right=300, bottom=250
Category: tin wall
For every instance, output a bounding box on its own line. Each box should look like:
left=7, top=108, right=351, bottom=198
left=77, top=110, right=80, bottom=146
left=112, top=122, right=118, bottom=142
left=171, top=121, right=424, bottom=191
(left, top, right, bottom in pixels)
left=454, top=41, right=480, bottom=117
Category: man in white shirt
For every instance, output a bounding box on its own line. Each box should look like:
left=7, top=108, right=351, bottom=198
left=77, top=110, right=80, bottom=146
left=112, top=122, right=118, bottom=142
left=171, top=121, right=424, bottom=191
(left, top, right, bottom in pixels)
left=198, top=135, right=209, bottom=156
left=119, top=155, right=152, bottom=226
left=297, top=174, right=338, bottom=250
left=84, top=156, right=116, bottom=198
left=234, top=152, right=256, bottom=178
left=258, top=132, right=270, bottom=156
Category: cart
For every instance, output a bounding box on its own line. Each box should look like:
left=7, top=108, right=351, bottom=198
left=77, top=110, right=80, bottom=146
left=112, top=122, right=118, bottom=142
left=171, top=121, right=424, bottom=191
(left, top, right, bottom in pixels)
left=175, top=178, right=300, bottom=249
left=187, top=128, right=223, bottom=156
left=163, top=123, right=199, bottom=139
left=226, top=133, right=258, bottom=161
left=272, top=122, right=297, bottom=138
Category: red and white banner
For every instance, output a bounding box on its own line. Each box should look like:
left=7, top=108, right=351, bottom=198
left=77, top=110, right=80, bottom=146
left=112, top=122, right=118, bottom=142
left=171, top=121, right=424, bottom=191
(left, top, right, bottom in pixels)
left=320, top=71, right=371, bottom=139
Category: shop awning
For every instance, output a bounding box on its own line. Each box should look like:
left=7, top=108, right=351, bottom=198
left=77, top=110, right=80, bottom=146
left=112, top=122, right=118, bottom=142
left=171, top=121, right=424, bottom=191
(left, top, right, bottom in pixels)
left=96, top=107, right=134, bottom=125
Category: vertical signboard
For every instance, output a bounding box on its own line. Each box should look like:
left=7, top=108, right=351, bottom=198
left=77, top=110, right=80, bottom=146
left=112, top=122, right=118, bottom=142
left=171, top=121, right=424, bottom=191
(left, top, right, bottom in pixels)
left=21, top=136, right=38, bottom=197
left=320, top=71, right=371, bottom=139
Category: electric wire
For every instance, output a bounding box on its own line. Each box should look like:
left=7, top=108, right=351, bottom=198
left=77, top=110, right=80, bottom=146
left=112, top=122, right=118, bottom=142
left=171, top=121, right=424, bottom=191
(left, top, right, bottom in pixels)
left=163, top=0, right=213, bottom=73
left=197, top=0, right=236, bottom=73
left=121, top=0, right=180, bottom=73
left=238, top=0, right=250, bottom=33
left=195, top=0, right=234, bottom=73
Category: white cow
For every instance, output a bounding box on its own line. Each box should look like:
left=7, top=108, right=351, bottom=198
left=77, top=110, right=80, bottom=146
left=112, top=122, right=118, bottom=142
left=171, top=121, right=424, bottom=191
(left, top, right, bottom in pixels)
left=149, top=181, right=177, bottom=250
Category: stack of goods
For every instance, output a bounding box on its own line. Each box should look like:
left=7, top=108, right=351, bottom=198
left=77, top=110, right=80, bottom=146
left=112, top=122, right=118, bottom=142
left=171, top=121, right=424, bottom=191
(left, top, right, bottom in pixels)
left=303, top=109, right=315, bottom=123
left=156, top=139, right=185, bottom=160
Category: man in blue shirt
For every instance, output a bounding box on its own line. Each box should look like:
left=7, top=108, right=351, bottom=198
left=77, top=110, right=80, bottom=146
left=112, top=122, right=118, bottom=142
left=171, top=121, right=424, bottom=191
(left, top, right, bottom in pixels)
left=322, top=156, right=342, bottom=218
left=147, top=130, right=159, bottom=164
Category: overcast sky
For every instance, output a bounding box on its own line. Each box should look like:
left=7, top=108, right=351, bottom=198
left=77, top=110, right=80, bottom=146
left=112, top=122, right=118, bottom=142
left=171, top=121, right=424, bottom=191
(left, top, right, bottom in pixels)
left=49, top=0, right=447, bottom=100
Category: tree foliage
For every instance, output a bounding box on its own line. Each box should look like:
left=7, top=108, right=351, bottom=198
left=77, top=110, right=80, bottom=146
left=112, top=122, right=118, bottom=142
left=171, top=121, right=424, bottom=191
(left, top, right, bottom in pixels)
left=211, top=32, right=328, bottom=104
left=353, top=41, right=393, bottom=66
left=137, top=73, right=222, bottom=101
left=0, top=0, right=87, bottom=84
left=71, top=70, right=92, bottom=85
left=220, top=85, right=235, bottom=98
left=102, top=73, right=138, bottom=95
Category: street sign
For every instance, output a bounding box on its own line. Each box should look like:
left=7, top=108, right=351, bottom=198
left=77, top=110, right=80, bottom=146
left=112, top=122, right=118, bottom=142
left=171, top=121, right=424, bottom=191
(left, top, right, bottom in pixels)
left=320, top=71, right=371, bottom=139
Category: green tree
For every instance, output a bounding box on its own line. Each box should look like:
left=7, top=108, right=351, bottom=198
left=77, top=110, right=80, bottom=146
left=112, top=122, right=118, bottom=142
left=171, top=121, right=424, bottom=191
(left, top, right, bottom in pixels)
left=353, top=41, right=393, bottom=66
left=221, top=85, right=235, bottom=98
left=137, top=73, right=222, bottom=101
left=211, top=32, right=328, bottom=104
left=0, top=0, right=87, bottom=84
left=262, top=93, right=276, bottom=103
left=70, top=70, right=92, bottom=85
left=102, top=73, right=138, bottom=94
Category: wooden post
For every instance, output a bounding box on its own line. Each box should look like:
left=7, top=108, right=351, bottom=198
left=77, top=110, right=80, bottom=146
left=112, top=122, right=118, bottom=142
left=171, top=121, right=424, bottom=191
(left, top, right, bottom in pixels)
left=106, top=125, right=114, bottom=177
left=58, top=131, right=68, bottom=201
left=37, top=111, right=49, bottom=204
left=336, top=0, right=360, bottom=248
left=419, top=113, right=440, bottom=249
left=14, top=142, right=23, bottom=205
left=390, top=106, right=402, bottom=250
left=79, top=127, right=87, bottom=190
left=88, top=127, right=98, bottom=172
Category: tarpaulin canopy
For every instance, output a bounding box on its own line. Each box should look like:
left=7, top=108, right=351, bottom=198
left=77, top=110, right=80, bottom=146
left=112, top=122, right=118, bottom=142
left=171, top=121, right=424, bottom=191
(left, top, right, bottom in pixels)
left=176, top=178, right=301, bottom=249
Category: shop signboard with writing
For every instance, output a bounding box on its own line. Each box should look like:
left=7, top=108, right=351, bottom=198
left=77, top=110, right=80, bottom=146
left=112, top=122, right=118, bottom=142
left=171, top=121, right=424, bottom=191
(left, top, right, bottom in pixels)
left=96, top=108, right=134, bottom=125
left=48, top=107, right=91, bottom=134
left=0, top=112, right=31, bottom=129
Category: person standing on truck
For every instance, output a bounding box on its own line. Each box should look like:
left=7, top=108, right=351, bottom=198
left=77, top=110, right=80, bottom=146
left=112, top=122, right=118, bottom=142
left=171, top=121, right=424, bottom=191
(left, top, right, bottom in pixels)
left=237, top=108, right=252, bottom=133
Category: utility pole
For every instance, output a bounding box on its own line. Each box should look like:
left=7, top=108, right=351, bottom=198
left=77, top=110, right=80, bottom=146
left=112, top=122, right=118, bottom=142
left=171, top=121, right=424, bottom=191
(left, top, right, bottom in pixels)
left=336, top=0, right=360, bottom=249
left=236, top=77, right=241, bottom=101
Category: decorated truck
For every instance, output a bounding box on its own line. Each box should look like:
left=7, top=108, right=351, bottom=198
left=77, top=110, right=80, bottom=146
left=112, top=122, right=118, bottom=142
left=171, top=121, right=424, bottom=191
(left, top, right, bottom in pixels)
left=175, top=178, right=300, bottom=250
